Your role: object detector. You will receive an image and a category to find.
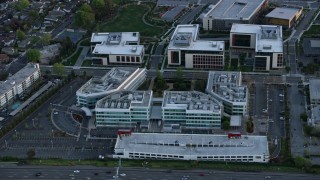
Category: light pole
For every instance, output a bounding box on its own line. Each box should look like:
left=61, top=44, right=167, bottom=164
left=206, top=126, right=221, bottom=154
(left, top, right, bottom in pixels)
left=52, top=129, right=54, bottom=138
left=15, top=129, right=17, bottom=137
left=51, top=140, right=53, bottom=149
left=32, top=118, right=35, bottom=128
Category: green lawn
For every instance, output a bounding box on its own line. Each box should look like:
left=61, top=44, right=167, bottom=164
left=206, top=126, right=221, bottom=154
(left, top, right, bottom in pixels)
left=63, top=47, right=83, bottom=66
left=100, top=5, right=163, bottom=37
left=303, top=25, right=320, bottom=36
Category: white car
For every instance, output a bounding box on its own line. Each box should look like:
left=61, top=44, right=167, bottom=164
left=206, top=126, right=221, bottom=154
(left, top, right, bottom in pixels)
left=74, top=170, right=80, bottom=173
left=53, top=112, right=58, bottom=115
left=279, top=94, right=284, bottom=97
left=280, top=117, right=284, bottom=120
left=120, top=173, right=126, bottom=177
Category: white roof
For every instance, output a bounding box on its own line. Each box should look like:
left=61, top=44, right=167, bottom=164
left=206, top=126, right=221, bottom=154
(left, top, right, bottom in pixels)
left=95, top=90, right=152, bottom=109
left=205, top=0, right=266, bottom=20
left=168, top=24, right=224, bottom=51
left=115, top=133, right=269, bottom=156
left=91, top=32, right=139, bottom=43
left=91, top=32, right=143, bottom=55
left=162, top=91, right=221, bottom=113
left=93, top=44, right=143, bottom=55
left=266, top=7, right=300, bottom=20
left=231, top=23, right=283, bottom=53
left=76, top=68, right=145, bottom=97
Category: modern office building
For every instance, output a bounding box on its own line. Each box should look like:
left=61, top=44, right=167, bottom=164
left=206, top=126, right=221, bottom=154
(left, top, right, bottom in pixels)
left=167, top=24, right=225, bottom=70
left=76, top=68, right=146, bottom=108
left=90, top=32, right=144, bottom=66
left=206, top=71, right=248, bottom=116
left=230, top=24, right=284, bottom=71
left=0, top=63, right=41, bottom=108
left=309, top=79, right=320, bottom=106
left=114, top=132, right=269, bottom=163
left=162, top=91, right=222, bottom=129
left=203, top=0, right=268, bottom=31
left=95, top=90, right=153, bottom=127
left=266, top=7, right=303, bottom=29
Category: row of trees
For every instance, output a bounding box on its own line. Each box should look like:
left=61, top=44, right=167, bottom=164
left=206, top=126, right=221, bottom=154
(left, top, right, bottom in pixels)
left=74, top=0, right=114, bottom=29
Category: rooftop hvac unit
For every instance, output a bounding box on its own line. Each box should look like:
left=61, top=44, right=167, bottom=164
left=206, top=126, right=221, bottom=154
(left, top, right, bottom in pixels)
left=131, top=47, right=137, bottom=52
left=263, top=44, right=272, bottom=49
left=212, top=42, right=217, bottom=47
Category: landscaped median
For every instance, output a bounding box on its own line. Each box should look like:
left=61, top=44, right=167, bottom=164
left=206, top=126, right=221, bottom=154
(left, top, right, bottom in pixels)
left=2, top=158, right=314, bottom=173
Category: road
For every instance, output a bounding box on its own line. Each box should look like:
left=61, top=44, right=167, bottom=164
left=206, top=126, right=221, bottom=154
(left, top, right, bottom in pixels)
left=150, top=44, right=164, bottom=70
left=285, top=2, right=320, bottom=74
left=1, top=164, right=320, bottom=180
left=288, top=84, right=307, bottom=157
left=178, top=5, right=204, bottom=24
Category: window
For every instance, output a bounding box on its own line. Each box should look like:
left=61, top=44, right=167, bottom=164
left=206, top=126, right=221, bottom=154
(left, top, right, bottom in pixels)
left=136, top=57, right=140, bottom=62
left=116, top=56, right=120, bottom=62
left=121, top=56, right=125, bottom=62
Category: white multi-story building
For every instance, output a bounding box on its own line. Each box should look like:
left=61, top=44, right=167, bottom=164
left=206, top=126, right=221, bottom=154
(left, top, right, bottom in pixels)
left=206, top=71, right=248, bottom=116
left=230, top=24, right=284, bottom=71
left=162, top=91, right=222, bottom=129
left=203, top=0, right=268, bottom=31
left=114, top=133, right=269, bottom=163
left=95, top=90, right=153, bottom=127
left=167, top=24, right=225, bottom=70
left=90, top=32, right=144, bottom=66
left=0, top=63, right=41, bottom=108
left=76, top=68, right=146, bottom=108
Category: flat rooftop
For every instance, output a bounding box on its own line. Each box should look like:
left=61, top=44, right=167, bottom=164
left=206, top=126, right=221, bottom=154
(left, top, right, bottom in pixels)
left=0, top=63, right=39, bottom=95
left=168, top=24, right=224, bottom=51
left=266, top=7, right=301, bottom=20
left=91, top=32, right=143, bottom=55
left=95, top=90, right=152, bottom=109
left=310, top=79, right=320, bottom=100
left=162, top=91, right=221, bottom=113
left=115, top=133, right=269, bottom=156
left=303, top=38, right=320, bottom=55
left=206, top=71, right=247, bottom=103
left=77, top=68, right=145, bottom=97
left=231, top=23, right=283, bottom=53
left=312, top=105, right=320, bottom=123
left=205, top=0, right=266, bottom=20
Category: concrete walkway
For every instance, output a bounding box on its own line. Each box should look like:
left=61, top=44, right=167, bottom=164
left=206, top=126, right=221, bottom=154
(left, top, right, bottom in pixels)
left=74, top=46, right=89, bottom=67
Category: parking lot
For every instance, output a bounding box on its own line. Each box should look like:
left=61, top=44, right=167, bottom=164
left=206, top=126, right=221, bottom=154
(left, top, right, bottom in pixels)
left=0, top=78, right=115, bottom=159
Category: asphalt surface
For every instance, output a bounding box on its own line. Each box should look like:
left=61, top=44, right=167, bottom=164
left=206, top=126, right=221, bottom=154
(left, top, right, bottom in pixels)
left=178, top=5, right=204, bottom=24
left=0, top=78, right=114, bottom=160
left=1, top=164, right=320, bottom=180
left=150, top=44, right=164, bottom=70
left=288, top=84, right=307, bottom=158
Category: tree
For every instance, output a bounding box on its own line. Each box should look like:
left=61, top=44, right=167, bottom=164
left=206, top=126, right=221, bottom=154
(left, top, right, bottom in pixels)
left=92, top=0, right=105, bottom=10
left=222, top=116, right=230, bottom=130
left=92, top=0, right=106, bottom=19
left=0, top=71, right=8, bottom=81
left=294, top=156, right=312, bottom=171
left=194, top=80, right=207, bottom=92
left=74, top=4, right=95, bottom=29
left=15, top=0, right=30, bottom=11
left=26, top=49, right=41, bottom=63
left=26, top=148, right=35, bottom=159
left=155, top=70, right=167, bottom=90
left=173, top=68, right=187, bottom=91
left=53, top=63, right=65, bottom=77
left=38, top=34, right=52, bottom=46
left=16, top=29, right=25, bottom=41
left=61, top=37, right=74, bottom=54
left=300, top=112, right=308, bottom=122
